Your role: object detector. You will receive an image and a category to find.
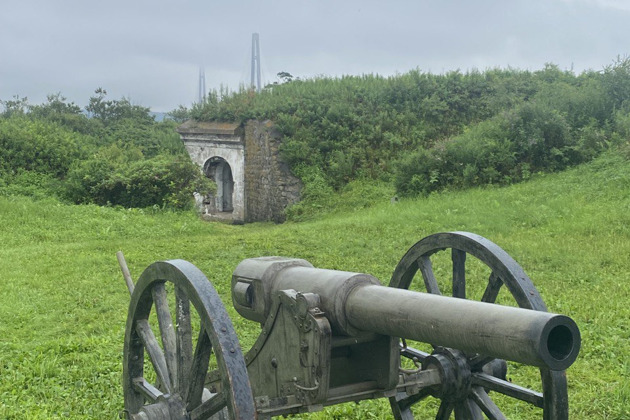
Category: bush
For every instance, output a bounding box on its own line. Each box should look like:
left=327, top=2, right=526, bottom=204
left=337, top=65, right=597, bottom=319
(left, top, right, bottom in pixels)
left=394, top=101, right=601, bottom=196
left=285, top=176, right=393, bottom=221
left=65, top=154, right=213, bottom=210
left=506, top=102, right=575, bottom=170
left=393, top=147, right=446, bottom=196
left=0, top=170, right=63, bottom=200
left=0, top=116, right=89, bottom=177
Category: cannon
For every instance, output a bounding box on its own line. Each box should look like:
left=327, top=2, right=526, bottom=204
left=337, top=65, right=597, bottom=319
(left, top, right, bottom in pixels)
left=118, top=232, right=581, bottom=420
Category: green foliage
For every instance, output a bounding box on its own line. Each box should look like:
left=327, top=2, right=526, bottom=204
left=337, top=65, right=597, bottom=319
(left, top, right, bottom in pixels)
left=602, top=55, right=630, bottom=112
left=167, top=104, right=191, bottom=123
left=0, top=170, right=63, bottom=200
left=0, top=89, right=193, bottom=208
left=0, top=95, right=29, bottom=117
left=0, top=116, right=89, bottom=178
left=395, top=101, right=580, bottom=195
left=29, top=93, right=82, bottom=117
left=393, top=80, right=629, bottom=197
left=193, top=60, right=630, bottom=199
left=192, top=70, right=515, bottom=190
left=85, top=88, right=154, bottom=125
left=31, top=95, right=94, bottom=135
left=65, top=151, right=213, bottom=210
left=286, top=175, right=394, bottom=221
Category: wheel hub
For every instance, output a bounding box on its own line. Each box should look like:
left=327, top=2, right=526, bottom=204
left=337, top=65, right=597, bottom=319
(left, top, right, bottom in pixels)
left=128, top=394, right=187, bottom=420
left=422, top=347, right=472, bottom=402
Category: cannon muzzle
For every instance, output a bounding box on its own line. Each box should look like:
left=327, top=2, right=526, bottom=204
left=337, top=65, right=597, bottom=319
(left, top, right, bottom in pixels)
left=232, top=257, right=580, bottom=371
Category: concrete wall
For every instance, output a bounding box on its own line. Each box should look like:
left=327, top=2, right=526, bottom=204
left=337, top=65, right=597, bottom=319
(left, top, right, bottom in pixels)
left=244, top=120, right=301, bottom=223
left=178, top=121, right=245, bottom=222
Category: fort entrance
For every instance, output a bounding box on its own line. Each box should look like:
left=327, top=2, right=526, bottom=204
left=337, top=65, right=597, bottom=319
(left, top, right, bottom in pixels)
left=177, top=120, right=301, bottom=223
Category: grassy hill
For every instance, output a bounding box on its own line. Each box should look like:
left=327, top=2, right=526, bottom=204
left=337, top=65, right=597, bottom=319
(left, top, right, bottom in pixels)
left=0, top=151, right=628, bottom=419
left=193, top=61, right=630, bottom=200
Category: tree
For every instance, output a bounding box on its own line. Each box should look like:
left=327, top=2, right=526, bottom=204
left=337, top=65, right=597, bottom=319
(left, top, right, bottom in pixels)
left=0, top=95, right=29, bottom=118
left=85, top=88, right=154, bottom=124
left=277, top=71, right=294, bottom=83
left=167, top=105, right=191, bottom=123
left=29, top=93, right=82, bottom=117
left=28, top=93, right=93, bottom=134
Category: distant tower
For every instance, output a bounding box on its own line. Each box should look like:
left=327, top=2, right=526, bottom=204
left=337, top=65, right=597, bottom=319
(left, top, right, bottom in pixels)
left=198, top=66, right=206, bottom=103
left=251, top=33, right=262, bottom=92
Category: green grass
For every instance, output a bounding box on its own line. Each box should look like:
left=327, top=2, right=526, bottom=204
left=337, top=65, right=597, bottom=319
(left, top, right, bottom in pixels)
left=1, top=151, right=629, bottom=419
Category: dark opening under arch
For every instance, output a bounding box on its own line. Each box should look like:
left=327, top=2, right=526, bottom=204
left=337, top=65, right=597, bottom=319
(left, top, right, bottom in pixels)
left=203, top=157, right=234, bottom=212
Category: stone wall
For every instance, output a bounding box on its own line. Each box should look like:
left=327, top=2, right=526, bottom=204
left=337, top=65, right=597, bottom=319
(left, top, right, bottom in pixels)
left=244, top=120, right=302, bottom=223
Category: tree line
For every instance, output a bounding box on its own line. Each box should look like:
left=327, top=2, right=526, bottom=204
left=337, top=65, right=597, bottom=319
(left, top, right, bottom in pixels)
left=0, top=90, right=213, bottom=209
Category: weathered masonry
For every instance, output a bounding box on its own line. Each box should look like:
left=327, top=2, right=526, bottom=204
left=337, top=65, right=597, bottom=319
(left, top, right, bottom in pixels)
left=177, top=120, right=301, bottom=223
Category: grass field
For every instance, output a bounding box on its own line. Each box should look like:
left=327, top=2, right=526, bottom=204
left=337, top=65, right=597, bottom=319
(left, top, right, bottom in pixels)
left=1, top=151, right=629, bottom=419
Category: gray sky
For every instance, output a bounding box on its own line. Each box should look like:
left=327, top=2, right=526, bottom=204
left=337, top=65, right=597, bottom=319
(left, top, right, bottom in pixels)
left=1, top=0, right=629, bottom=112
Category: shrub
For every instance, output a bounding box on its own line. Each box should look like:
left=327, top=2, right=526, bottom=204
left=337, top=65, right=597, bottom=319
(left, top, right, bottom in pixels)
left=393, top=147, right=447, bottom=196
left=0, top=170, right=63, bottom=200
left=506, top=102, right=575, bottom=170
left=393, top=101, right=597, bottom=196
left=65, top=154, right=213, bottom=209
left=0, top=116, right=89, bottom=177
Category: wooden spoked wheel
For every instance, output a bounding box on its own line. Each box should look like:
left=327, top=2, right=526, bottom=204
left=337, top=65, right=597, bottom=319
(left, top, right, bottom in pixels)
left=123, top=260, right=256, bottom=420
left=388, top=232, right=569, bottom=420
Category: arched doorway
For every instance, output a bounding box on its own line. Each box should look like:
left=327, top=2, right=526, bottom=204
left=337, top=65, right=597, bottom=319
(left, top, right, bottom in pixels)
left=204, top=157, right=234, bottom=212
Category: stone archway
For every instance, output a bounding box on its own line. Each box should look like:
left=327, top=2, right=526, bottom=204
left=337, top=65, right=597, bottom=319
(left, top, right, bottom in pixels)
left=204, top=157, right=234, bottom=212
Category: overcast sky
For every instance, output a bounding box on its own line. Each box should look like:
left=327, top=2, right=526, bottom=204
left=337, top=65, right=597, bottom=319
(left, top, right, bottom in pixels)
left=1, top=0, right=629, bottom=112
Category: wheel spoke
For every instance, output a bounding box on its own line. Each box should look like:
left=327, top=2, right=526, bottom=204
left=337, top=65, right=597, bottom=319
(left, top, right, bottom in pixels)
left=189, top=391, right=227, bottom=420
left=397, top=387, right=432, bottom=410
left=124, top=260, right=256, bottom=419
left=186, top=327, right=213, bottom=410
left=481, top=272, right=503, bottom=303
left=472, top=372, right=544, bottom=408
left=470, top=386, right=506, bottom=420
left=152, top=282, right=178, bottom=390
left=176, top=285, right=193, bottom=397
left=451, top=249, right=466, bottom=299
left=132, top=377, right=163, bottom=403
left=391, top=401, right=415, bottom=420
left=435, top=400, right=454, bottom=420
left=418, top=255, right=441, bottom=295
left=136, top=319, right=172, bottom=394
left=454, top=399, right=483, bottom=419
left=542, top=369, right=569, bottom=419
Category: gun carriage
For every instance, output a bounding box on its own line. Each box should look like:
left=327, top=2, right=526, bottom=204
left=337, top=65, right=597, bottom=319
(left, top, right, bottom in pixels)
left=118, top=232, right=580, bottom=420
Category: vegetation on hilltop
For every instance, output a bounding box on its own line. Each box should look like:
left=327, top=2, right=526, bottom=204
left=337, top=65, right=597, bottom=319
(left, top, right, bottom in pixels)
left=193, top=58, right=630, bottom=199
left=3, top=59, right=630, bottom=217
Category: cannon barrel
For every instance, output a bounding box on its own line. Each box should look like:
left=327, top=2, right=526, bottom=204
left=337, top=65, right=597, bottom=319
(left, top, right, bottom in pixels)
left=346, top=285, right=578, bottom=370
left=232, top=257, right=580, bottom=371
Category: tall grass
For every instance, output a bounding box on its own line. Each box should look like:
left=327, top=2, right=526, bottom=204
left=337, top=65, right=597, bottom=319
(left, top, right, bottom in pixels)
left=0, top=151, right=628, bottom=419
